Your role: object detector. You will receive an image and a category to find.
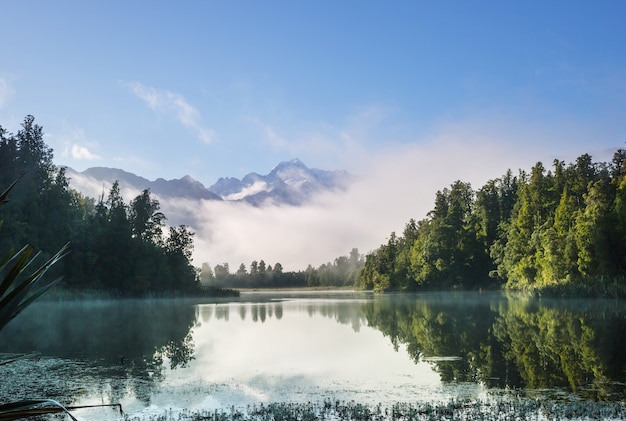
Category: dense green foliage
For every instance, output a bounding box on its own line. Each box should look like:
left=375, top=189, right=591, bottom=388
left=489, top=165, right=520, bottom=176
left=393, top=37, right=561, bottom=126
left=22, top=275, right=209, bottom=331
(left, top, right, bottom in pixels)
left=5, top=115, right=624, bottom=296
left=361, top=152, right=626, bottom=296
left=0, top=116, right=205, bottom=297
left=200, top=248, right=364, bottom=288
left=304, top=248, right=364, bottom=287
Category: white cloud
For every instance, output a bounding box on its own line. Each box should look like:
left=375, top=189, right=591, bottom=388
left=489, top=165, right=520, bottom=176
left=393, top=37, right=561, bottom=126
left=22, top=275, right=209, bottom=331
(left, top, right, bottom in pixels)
left=0, top=77, right=14, bottom=109
left=126, top=81, right=215, bottom=144
left=158, top=144, right=507, bottom=270
left=57, top=127, right=102, bottom=162
left=67, top=110, right=612, bottom=273
left=68, top=174, right=143, bottom=204
left=71, top=144, right=101, bottom=160
left=177, top=116, right=605, bottom=272
left=223, top=181, right=268, bottom=201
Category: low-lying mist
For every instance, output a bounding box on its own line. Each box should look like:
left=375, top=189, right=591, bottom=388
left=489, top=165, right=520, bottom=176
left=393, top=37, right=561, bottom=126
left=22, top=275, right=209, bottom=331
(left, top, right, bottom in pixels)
left=165, top=138, right=589, bottom=272
left=70, top=122, right=611, bottom=273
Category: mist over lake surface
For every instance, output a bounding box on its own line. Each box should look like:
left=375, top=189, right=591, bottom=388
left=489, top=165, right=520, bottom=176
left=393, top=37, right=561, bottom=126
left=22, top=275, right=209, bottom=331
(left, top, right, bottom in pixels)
left=1, top=291, right=625, bottom=420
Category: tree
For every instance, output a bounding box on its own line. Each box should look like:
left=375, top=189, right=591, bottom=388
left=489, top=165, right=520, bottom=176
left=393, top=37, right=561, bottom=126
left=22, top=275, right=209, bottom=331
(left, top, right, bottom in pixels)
left=0, top=115, right=209, bottom=297
left=496, top=163, right=554, bottom=289
left=611, top=147, right=626, bottom=179
left=166, top=225, right=194, bottom=259
left=214, top=263, right=230, bottom=280
left=575, top=177, right=616, bottom=276
left=130, top=189, right=166, bottom=244
left=408, top=181, right=487, bottom=289
left=237, top=263, right=247, bottom=276
left=200, top=262, right=215, bottom=284
left=273, top=262, right=283, bottom=275
left=15, top=115, right=54, bottom=190
left=250, top=260, right=259, bottom=277
left=305, top=264, right=319, bottom=287
left=96, top=181, right=133, bottom=291
left=535, top=188, right=579, bottom=284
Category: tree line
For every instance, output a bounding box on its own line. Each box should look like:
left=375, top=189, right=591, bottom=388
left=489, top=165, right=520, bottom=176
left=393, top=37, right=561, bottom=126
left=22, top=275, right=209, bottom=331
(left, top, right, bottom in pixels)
left=7, top=116, right=622, bottom=297
left=361, top=151, right=626, bottom=297
left=0, top=115, right=229, bottom=297
left=200, top=260, right=305, bottom=288
left=200, top=248, right=365, bottom=288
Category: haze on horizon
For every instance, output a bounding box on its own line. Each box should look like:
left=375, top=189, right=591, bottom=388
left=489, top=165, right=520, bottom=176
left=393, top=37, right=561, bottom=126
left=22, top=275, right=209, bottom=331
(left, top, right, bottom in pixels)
left=1, top=2, right=624, bottom=271
left=70, top=137, right=613, bottom=273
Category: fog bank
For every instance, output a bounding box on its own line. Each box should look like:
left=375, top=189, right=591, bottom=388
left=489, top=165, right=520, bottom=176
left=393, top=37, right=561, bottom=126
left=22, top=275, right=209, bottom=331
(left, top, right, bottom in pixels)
left=177, top=137, right=592, bottom=271
left=69, top=120, right=613, bottom=272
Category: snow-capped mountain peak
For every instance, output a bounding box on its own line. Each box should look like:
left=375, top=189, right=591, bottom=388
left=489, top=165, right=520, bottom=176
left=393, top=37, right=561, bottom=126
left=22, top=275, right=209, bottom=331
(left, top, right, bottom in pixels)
left=208, top=159, right=353, bottom=206
left=65, top=159, right=353, bottom=209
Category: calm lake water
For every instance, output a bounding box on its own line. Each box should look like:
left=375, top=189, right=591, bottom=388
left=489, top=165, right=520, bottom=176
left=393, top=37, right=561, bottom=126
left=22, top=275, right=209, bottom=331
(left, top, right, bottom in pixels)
left=0, top=291, right=625, bottom=420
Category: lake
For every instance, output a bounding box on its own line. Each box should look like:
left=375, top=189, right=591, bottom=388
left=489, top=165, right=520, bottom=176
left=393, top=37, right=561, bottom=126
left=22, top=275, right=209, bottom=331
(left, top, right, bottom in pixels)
left=0, top=290, right=625, bottom=420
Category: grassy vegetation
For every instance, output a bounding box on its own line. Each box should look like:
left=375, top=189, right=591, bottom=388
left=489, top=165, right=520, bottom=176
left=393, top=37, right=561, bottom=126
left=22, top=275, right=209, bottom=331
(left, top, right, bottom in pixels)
left=531, top=275, right=626, bottom=299
left=125, top=399, right=626, bottom=421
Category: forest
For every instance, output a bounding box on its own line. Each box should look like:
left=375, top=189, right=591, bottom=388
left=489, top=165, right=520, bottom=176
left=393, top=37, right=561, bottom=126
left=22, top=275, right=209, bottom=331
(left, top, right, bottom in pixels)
left=3, top=115, right=625, bottom=298
left=200, top=247, right=365, bottom=289
left=0, top=115, right=234, bottom=297
left=360, top=150, right=626, bottom=297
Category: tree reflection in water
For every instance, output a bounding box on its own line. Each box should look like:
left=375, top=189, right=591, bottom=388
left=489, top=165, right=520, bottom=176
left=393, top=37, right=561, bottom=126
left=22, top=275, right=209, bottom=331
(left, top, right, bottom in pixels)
left=0, top=299, right=199, bottom=406
left=363, top=292, right=626, bottom=401
left=201, top=299, right=363, bottom=331
left=1, top=292, right=625, bottom=411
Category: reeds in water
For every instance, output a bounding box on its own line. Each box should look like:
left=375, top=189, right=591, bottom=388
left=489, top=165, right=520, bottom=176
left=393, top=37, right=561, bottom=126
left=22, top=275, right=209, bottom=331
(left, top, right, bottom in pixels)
left=125, top=398, right=626, bottom=421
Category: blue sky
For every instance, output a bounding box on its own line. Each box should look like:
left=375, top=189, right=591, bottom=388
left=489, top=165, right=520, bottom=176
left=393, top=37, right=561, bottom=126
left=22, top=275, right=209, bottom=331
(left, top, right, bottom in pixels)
left=1, top=1, right=624, bottom=186
left=2, top=1, right=626, bottom=268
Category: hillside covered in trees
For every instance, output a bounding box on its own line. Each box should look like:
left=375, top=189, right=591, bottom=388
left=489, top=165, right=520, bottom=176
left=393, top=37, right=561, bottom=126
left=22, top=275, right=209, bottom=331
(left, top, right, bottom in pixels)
left=0, top=115, right=229, bottom=297
left=361, top=150, right=626, bottom=297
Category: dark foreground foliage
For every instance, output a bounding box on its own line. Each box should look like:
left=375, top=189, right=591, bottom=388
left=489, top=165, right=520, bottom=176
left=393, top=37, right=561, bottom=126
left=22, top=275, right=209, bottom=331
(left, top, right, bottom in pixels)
left=127, top=399, right=626, bottom=421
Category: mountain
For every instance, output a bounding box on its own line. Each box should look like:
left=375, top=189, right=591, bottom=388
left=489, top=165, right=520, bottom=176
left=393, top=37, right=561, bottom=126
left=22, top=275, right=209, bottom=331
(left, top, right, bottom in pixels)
left=65, top=167, right=222, bottom=201
left=208, top=158, right=353, bottom=205
left=65, top=159, right=353, bottom=206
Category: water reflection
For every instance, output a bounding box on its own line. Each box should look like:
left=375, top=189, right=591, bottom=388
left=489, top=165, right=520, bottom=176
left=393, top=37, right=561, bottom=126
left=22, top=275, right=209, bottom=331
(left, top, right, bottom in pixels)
left=200, top=299, right=364, bottom=331
left=0, top=292, right=625, bottom=420
left=363, top=292, right=626, bottom=401
left=0, top=299, right=199, bottom=406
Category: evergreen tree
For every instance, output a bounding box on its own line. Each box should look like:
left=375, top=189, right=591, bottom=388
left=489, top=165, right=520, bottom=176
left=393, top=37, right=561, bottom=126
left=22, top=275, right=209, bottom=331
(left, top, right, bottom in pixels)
left=0, top=115, right=211, bottom=297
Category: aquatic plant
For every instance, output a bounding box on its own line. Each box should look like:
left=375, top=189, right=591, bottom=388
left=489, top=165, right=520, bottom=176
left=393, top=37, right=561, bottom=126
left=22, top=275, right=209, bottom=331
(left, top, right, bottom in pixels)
left=0, top=174, right=69, bottom=332
left=123, top=398, right=626, bottom=421
left=0, top=176, right=73, bottom=418
left=0, top=400, right=124, bottom=420
left=0, top=243, right=78, bottom=419
left=0, top=398, right=78, bottom=420
left=0, top=243, right=69, bottom=331
left=0, top=175, right=105, bottom=419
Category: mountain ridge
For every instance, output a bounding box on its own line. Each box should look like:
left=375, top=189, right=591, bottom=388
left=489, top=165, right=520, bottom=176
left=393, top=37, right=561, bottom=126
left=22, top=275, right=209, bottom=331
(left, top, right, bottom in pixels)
left=65, top=159, right=353, bottom=206
left=65, top=166, right=222, bottom=201
left=208, top=158, right=353, bottom=206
